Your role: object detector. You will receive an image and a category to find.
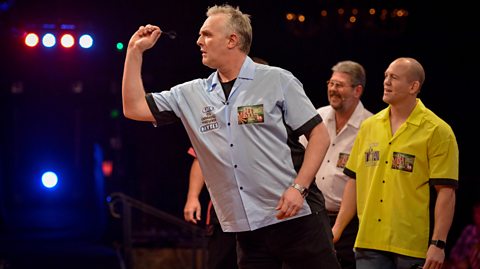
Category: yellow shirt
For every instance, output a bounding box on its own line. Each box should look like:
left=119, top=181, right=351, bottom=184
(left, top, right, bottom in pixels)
left=345, top=99, right=459, bottom=258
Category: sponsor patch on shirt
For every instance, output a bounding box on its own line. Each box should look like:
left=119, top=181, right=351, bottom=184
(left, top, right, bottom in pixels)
left=365, top=146, right=380, bottom=167
left=337, top=152, right=350, bottom=168
left=200, top=105, right=219, bottom=133
left=391, top=152, right=414, bottom=172
left=237, top=104, right=264, bottom=125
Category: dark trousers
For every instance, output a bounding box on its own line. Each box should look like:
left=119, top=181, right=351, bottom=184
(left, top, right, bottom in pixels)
left=328, top=213, right=359, bottom=269
left=207, top=206, right=238, bottom=269
left=207, top=223, right=238, bottom=269
left=236, top=212, right=341, bottom=269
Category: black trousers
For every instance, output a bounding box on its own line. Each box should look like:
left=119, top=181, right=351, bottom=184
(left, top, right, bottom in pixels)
left=328, top=213, right=359, bottom=269
left=207, top=223, right=238, bottom=269
left=207, top=205, right=238, bottom=269
left=236, top=212, right=341, bottom=269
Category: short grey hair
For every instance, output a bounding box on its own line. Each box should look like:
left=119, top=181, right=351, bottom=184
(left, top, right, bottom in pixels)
left=331, top=60, right=366, bottom=88
left=206, top=4, right=252, bottom=54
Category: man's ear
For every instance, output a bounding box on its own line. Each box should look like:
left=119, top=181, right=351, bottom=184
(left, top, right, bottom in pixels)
left=410, top=81, right=421, bottom=95
left=227, top=33, right=238, bottom=49
left=353, top=85, right=363, bottom=98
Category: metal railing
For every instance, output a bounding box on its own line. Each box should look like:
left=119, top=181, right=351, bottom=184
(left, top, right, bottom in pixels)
left=107, top=192, right=207, bottom=269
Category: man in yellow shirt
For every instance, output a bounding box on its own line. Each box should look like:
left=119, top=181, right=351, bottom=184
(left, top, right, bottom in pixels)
left=333, top=57, right=459, bottom=269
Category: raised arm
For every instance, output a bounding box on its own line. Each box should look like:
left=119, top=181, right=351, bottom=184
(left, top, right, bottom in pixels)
left=122, top=24, right=162, bottom=121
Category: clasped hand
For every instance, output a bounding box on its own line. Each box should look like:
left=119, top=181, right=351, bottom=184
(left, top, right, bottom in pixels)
left=129, top=24, right=162, bottom=52
left=275, top=187, right=304, bottom=220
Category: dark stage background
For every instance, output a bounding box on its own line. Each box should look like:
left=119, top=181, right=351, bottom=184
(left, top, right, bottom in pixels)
left=0, top=0, right=478, bottom=268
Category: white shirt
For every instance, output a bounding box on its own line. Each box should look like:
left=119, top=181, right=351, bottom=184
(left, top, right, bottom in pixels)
left=300, top=102, right=372, bottom=211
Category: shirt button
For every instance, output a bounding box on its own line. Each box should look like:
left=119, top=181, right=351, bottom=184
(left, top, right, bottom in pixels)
left=234, top=165, right=237, bottom=168
left=240, top=186, right=243, bottom=190
left=378, top=219, right=381, bottom=222
left=227, top=122, right=231, bottom=126
left=385, top=161, right=388, bottom=164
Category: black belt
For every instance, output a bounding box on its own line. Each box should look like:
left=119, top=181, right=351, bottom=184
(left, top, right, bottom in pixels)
left=327, top=210, right=339, bottom=216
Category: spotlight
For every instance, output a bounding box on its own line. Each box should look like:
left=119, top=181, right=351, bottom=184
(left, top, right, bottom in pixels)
left=24, top=32, right=39, bottom=47
left=41, top=171, right=58, bottom=189
left=79, top=34, right=94, bottom=49
left=42, top=33, right=56, bottom=48
left=60, top=33, right=75, bottom=48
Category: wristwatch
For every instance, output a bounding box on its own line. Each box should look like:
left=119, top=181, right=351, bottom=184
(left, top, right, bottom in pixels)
left=290, top=183, right=309, bottom=198
left=430, top=239, right=446, bottom=249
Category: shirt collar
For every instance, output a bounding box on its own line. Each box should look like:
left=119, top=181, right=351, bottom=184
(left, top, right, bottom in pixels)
left=406, top=98, right=426, bottom=127
left=378, top=98, right=425, bottom=127
left=207, top=56, right=254, bottom=92
left=349, top=101, right=369, bottom=128
left=324, top=101, right=368, bottom=129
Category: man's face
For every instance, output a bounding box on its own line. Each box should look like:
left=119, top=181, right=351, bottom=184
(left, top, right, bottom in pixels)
left=196, top=14, right=230, bottom=69
left=327, top=71, right=356, bottom=112
left=383, top=60, right=414, bottom=105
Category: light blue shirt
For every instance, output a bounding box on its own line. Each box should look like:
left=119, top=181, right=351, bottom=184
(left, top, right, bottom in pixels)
left=146, top=57, right=322, bottom=232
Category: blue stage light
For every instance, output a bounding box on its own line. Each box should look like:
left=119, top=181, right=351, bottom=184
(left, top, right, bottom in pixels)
left=79, top=34, right=93, bottom=49
left=41, top=171, right=58, bottom=188
left=42, top=33, right=56, bottom=48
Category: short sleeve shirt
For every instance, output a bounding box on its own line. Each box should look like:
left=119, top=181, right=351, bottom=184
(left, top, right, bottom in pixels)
left=345, top=99, right=459, bottom=258
left=146, top=57, right=322, bottom=232
left=300, top=102, right=372, bottom=212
